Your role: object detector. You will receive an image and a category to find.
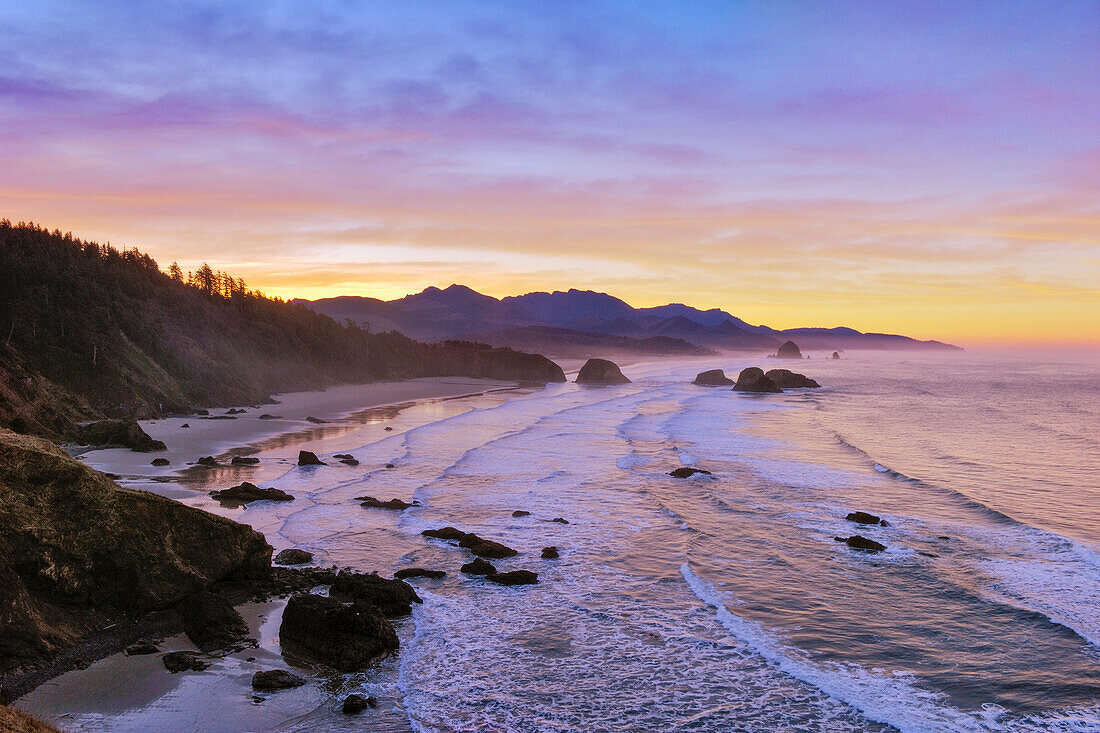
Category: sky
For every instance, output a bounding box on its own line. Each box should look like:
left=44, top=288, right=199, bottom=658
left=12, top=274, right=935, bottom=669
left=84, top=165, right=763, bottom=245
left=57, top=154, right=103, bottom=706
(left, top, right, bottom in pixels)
left=1, top=1, right=1098, bottom=346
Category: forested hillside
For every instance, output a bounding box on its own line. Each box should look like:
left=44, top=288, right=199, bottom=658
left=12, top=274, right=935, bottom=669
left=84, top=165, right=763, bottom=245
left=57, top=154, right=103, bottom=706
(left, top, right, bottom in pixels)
left=0, top=222, right=564, bottom=437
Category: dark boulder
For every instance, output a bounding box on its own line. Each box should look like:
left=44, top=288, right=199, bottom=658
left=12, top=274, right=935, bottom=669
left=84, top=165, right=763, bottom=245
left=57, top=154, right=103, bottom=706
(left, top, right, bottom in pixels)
left=575, top=358, right=631, bottom=385
left=298, top=451, right=323, bottom=466
left=340, top=458, right=360, bottom=466
left=251, top=669, right=305, bottom=691
left=385, top=463, right=395, bottom=469
left=358, top=496, right=418, bottom=510
left=488, top=570, right=538, bottom=586
left=394, top=568, right=446, bottom=580
left=834, top=535, right=887, bottom=552
left=845, top=511, right=887, bottom=526
left=342, top=693, right=377, bottom=714
left=197, top=456, right=218, bottom=467
left=124, top=642, right=159, bottom=656
left=669, top=467, right=712, bottom=479
left=541, top=546, right=560, bottom=559
left=274, top=549, right=314, bottom=565
left=225, top=408, right=247, bottom=415
left=461, top=558, right=497, bottom=575
left=258, top=414, right=280, bottom=420
left=305, top=416, right=328, bottom=424
left=765, top=369, right=820, bottom=389
left=512, top=510, right=531, bottom=517
left=551, top=517, right=569, bottom=524
left=732, top=367, right=782, bottom=393
left=179, top=590, right=249, bottom=652
left=180, top=423, right=190, bottom=428
left=330, top=571, right=422, bottom=617
left=693, top=369, right=734, bottom=386
left=384, top=426, right=394, bottom=431
left=210, top=482, right=294, bottom=505
left=333, top=454, right=354, bottom=460
left=832, top=352, right=841, bottom=360
left=231, top=456, right=260, bottom=466
left=279, top=594, right=398, bottom=671
left=151, top=458, right=170, bottom=466
left=774, top=340, right=803, bottom=359
left=162, top=651, right=209, bottom=673
left=75, top=419, right=166, bottom=452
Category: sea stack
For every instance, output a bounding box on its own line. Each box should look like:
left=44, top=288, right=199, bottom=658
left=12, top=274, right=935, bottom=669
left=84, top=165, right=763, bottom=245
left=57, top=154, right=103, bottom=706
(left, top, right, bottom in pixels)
left=764, top=369, right=820, bottom=389
left=693, top=369, right=734, bottom=386
left=576, top=358, right=631, bottom=385
left=774, top=340, right=803, bottom=359
left=832, top=351, right=841, bottom=360
left=732, top=367, right=782, bottom=393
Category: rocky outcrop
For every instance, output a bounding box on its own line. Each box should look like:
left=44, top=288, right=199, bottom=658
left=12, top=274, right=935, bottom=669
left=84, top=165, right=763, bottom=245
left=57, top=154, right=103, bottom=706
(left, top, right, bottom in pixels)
left=669, top=467, right=712, bottom=478
left=422, top=527, right=468, bottom=541
left=541, top=546, right=560, bottom=559
left=845, top=511, right=888, bottom=526
left=230, top=456, right=260, bottom=466
left=764, top=369, right=820, bottom=389
left=274, top=549, right=313, bottom=565
left=0, top=430, right=271, bottom=675
left=151, top=458, right=170, bottom=466
left=575, top=358, right=631, bottom=385
left=460, top=558, right=497, bottom=575
left=342, top=693, right=377, bottom=714
left=834, top=535, right=886, bottom=552
left=732, top=367, right=782, bottom=393
left=179, top=589, right=249, bottom=652
left=512, top=510, right=531, bottom=517
left=210, top=482, right=294, bottom=505
left=75, top=419, right=166, bottom=452
left=297, top=450, right=323, bottom=466
left=279, top=594, right=397, bottom=671
left=162, top=651, right=209, bottom=673
left=330, top=571, right=422, bottom=617
left=358, top=496, right=418, bottom=510
left=692, top=369, right=734, bottom=386
left=774, top=340, right=803, bottom=359
left=422, top=527, right=519, bottom=558
left=832, top=351, right=840, bottom=360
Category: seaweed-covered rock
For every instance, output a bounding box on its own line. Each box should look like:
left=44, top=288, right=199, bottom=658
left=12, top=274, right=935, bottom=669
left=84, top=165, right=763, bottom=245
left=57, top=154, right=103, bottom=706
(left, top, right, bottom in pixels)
left=330, top=571, right=422, bottom=617
left=732, top=367, right=782, bottom=393
left=693, top=369, right=734, bottom=386
left=0, top=430, right=270, bottom=674
left=575, top=358, right=631, bottom=385
left=764, top=369, right=820, bottom=389
left=279, top=594, right=397, bottom=672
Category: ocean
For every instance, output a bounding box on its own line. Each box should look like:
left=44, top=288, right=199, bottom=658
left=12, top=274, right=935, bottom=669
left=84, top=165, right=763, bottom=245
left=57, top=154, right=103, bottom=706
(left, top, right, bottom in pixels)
left=22, top=352, right=1100, bottom=732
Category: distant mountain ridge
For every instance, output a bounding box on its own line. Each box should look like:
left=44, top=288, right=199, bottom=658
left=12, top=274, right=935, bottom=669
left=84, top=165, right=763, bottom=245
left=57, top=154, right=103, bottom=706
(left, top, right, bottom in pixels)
left=301, top=285, right=960, bottom=354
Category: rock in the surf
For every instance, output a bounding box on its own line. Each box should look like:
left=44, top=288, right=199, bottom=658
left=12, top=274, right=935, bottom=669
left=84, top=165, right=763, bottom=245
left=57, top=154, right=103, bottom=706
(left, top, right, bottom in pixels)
left=231, top=456, right=260, bottom=465
left=251, top=669, right=305, bottom=691
left=274, top=548, right=314, bottom=565
left=210, top=481, right=294, bottom=505
left=541, top=546, right=560, bottom=559
left=832, top=351, right=841, bottom=360
left=764, top=369, right=820, bottom=389
left=693, top=369, right=735, bottom=386
left=297, top=450, right=323, bottom=466
left=512, top=510, right=531, bottom=517
left=342, top=693, right=377, bottom=714
left=669, top=467, right=712, bottom=478
left=358, top=496, right=418, bottom=510
left=774, top=340, right=804, bottom=359
left=834, top=535, right=887, bottom=552
left=279, top=594, right=398, bottom=671
left=422, top=527, right=468, bottom=541
left=162, top=651, right=209, bottom=673
left=845, top=511, right=888, bottom=526
left=330, top=571, right=422, bottom=617
left=732, top=367, right=782, bottom=393
left=487, top=570, right=538, bottom=586
left=151, top=458, right=170, bottom=466
left=575, top=358, right=631, bottom=385
left=458, top=534, right=519, bottom=559
left=461, top=558, right=497, bottom=575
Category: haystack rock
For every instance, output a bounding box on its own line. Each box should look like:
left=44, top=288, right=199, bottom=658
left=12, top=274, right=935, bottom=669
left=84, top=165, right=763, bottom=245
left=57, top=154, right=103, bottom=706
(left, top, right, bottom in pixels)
left=732, top=367, right=782, bottom=393
left=693, top=369, right=734, bottom=386
left=774, top=340, right=803, bottom=359
left=764, top=369, right=820, bottom=389
left=832, top=351, right=841, bottom=360
left=575, top=358, right=631, bottom=385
